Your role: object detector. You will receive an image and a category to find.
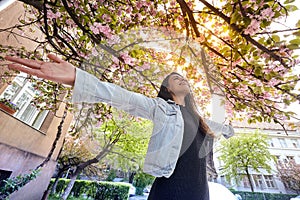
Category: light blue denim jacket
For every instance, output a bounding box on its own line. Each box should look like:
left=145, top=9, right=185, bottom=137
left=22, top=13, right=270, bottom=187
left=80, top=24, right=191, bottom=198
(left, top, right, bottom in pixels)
left=72, top=69, right=234, bottom=178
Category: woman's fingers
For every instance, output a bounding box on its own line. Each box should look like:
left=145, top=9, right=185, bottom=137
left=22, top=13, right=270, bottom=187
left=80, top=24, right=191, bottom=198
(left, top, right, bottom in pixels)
left=5, top=56, right=42, bottom=69
left=47, top=54, right=64, bottom=63
left=7, top=63, right=43, bottom=77
left=5, top=54, right=76, bottom=86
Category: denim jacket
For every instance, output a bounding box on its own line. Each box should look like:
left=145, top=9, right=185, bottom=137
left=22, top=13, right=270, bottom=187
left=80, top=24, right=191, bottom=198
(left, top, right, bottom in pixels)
left=72, top=69, right=234, bottom=178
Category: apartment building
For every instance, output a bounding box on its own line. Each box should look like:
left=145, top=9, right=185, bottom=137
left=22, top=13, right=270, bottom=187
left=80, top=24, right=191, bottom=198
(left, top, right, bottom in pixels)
left=214, top=121, right=300, bottom=194
left=0, top=1, right=72, bottom=199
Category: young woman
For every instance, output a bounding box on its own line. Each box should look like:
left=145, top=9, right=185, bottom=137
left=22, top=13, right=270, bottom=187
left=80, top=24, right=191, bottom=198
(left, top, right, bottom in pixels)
left=5, top=54, right=234, bottom=200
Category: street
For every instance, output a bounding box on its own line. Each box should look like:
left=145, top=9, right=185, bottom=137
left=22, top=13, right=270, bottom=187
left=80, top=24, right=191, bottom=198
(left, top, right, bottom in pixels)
left=129, top=194, right=149, bottom=200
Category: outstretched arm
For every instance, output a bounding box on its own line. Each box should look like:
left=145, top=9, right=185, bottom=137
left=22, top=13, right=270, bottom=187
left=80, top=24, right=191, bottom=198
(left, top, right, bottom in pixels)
left=5, top=54, right=157, bottom=120
left=5, top=54, right=76, bottom=86
left=205, top=119, right=234, bottom=138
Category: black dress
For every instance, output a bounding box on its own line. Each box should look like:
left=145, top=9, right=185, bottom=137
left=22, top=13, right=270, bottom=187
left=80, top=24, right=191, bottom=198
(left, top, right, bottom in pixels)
left=147, top=106, right=211, bottom=200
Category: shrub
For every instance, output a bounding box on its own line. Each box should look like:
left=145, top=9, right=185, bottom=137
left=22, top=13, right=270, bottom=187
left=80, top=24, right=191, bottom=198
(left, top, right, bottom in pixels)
left=0, top=169, right=40, bottom=199
left=49, top=178, right=130, bottom=199
left=133, top=172, right=154, bottom=195
left=231, top=191, right=297, bottom=200
left=95, top=181, right=130, bottom=200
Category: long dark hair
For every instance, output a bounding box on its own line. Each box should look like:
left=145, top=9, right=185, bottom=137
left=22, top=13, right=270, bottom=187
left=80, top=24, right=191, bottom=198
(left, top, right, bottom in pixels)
left=158, top=72, right=214, bottom=137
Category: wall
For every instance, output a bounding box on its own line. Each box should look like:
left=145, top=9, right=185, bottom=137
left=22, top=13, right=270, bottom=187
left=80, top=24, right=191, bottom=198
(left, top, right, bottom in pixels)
left=0, top=2, right=73, bottom=199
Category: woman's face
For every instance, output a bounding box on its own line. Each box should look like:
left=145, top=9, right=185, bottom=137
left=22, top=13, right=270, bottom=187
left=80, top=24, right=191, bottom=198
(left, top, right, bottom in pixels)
left=167, top=74, right=190, bottom=97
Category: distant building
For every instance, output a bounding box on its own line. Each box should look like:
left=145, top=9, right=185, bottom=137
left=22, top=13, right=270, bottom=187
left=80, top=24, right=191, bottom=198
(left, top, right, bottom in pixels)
left=0, top=2, right=72, bottom=200
left=214, top=120, right=300, bottom=194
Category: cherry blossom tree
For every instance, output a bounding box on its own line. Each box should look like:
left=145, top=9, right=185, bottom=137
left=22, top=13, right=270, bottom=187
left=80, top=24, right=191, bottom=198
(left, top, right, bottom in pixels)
left=1, top=0, right=299, bottom=128
left=276, top=159, right=300, bottom=194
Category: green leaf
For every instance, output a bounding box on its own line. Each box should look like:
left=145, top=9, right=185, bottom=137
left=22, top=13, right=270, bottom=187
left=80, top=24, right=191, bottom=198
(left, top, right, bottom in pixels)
left=284, top=0, right=295, bottom=4
left=296, top=20, right=300, bottom=27
left=287, top=44, right=299, bottom=50
left=230, top=11, right=241, bottom=24
left=271, top=35, right=281, bottom=42
left=254, top=66, right=263, bottom=77
left=292, top=30, right=300, bottom=36
left=289, top=38, right=300, bottom=45
left=285, top=5, right=298, bottom=11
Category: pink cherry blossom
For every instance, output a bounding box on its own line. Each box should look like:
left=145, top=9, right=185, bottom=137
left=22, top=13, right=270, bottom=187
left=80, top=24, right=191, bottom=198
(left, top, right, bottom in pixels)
left=136, top=62, right=151, bottom=71
left=47, top=10, right=61, bottom=20
left=261, top=7, right=275, bottom=20
left=111, top=56, right=119, bottom=64
left=107, top=35, right=121, bottom=45
left=126, top=7, right=133, bottom=14
left=244, top=19, right=260, bottom=35
left=136, top=2, right=144, bottom=10
left=66, top=19, right=76, bottom=28
left=120, top=52, right=135, bottom=65
left=91, top=23, right=100, bottom=34
left=268, top=78, right=281, bottom=87
left=117, top=8, right=123, bottom=17
left=91, top=47, right=99, bottom=56
left=102, top=14, right=112, bottom=23
left=91, top=22, right=113, bottom=39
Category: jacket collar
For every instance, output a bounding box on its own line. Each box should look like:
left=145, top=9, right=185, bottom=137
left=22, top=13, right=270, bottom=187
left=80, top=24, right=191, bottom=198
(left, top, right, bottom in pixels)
left=167, top=99, right=176, bottom=104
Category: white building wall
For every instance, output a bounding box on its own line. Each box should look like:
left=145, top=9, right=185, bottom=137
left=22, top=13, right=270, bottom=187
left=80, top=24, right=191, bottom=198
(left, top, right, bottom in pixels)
left=213, top=126, right=300, bottom=194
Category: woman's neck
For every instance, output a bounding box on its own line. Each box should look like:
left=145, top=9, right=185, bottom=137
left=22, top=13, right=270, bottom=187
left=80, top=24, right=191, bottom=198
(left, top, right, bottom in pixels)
left=173, top=95, right=186, bottom=106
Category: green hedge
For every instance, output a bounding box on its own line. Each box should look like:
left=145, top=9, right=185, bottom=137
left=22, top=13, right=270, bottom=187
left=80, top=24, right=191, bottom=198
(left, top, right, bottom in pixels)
left=49, top=178, right=130, bottom=200
left=232, top=191, right=297, bottom=200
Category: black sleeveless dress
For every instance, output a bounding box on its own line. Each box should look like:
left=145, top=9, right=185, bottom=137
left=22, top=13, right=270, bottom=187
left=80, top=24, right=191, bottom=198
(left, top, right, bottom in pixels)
left=147, top=106, right=211, bottom=200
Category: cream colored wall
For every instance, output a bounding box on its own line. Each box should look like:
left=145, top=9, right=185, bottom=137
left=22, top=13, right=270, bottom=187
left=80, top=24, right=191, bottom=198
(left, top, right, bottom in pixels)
left=0, top=1, right=43, bottom=91
left=0, top=2, right=73, bottom=199
left=0, top=101, right=72, bottom=159
left=0, top=1, right=44, bottom=48
left=0, top=142, right=57, bottom=200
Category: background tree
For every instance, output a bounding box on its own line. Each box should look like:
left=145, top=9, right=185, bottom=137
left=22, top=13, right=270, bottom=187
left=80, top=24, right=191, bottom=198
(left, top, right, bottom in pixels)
left=105, top=115, right=152, bottom=183
left=55, top=104, right=126, bottom=200
left=49, top=107, right=152, bottom=199
left=276, top=159, right=300, bottom=194
left=48, top=134, right=104, bottom=196
left=218, top=131, right=275, bottom=192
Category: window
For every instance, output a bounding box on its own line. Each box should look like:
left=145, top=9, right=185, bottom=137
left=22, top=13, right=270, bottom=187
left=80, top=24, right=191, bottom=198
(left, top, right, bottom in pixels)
left=253, top=174, right=264, bottom=188
left=242, top=175, right=251, bottom=188
left=278, top=138, right=288, bottom=148
left=264, top=175, right=276, bottom=188
left=218, top=158, right=224, bottom=167
left=0, top=169, right=12, bottom=188
left=291, top=139, right=299, bottom=148
left=220, top=175, right=227, bottom=185
left=268, top=139, right=274, bottom=147
left=0, top=72, right=48, bottom=129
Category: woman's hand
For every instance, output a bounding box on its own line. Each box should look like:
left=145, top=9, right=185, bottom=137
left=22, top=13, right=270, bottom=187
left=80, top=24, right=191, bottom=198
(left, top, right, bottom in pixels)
left=5, top=54, right=76, bottom=86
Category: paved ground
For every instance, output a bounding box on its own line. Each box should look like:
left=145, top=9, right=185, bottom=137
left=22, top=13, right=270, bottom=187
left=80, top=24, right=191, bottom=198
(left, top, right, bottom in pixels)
left=129, top=194, right=149, bottom=200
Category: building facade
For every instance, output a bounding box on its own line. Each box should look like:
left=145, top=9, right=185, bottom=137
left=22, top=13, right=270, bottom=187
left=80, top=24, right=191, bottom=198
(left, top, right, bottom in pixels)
left=0, top=1, right=72, bottom=199
left=214, top=121, right=300, bottom=194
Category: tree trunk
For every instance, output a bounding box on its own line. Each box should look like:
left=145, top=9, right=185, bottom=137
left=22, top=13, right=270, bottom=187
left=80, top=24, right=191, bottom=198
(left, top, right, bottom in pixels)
left=51, top=170, right=65, bottom=194
left=42, top=170, right=65, bottom=200
left=41, top=188, right=50, bottom=200
left=128, top=171, right=136, bottom=184
left=60, top=151, right=108, bottom=199
left=61, top=170, right=79, bottom=200
left=245, top=168, right=254, bottom=192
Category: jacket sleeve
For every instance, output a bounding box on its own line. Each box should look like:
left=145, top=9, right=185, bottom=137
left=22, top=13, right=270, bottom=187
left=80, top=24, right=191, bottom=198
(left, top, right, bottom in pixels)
left=72, top=68, right=157, bottom=120
left=205, top=119, right=234, bottom=139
